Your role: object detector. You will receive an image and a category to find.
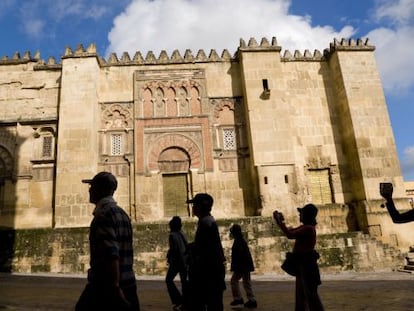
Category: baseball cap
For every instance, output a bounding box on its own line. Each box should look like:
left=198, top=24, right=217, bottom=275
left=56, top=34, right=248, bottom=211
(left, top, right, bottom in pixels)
left=297, top=203, right=318, bottom=219
left=82, top=171, right=118, bottom=192
left=186, top=193, right=214, bottom=207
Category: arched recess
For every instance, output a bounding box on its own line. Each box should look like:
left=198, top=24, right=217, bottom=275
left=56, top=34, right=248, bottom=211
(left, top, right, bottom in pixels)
left=0, top=146, right=13, bottom=212
left=0, top=146, right=13, bottom=180
left=158, top=147, right=190, bottom=173
left=147, top=134, right=202, bottom=217
left=158, top=147, right=191, bottom=217
left=147, top=134, right=202, bottom=172
left=142, top=87, right=153, bottom=118
left=213, top=99, right=235, bottom=121
left=189, top=85, right=201, bottom=115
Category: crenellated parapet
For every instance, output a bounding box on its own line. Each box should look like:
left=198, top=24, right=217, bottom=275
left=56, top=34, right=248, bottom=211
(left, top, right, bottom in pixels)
left=238, top=36, right=282, bottom=52
left=61, top=43, right=97, bottom=59
left=0, top=50, right=40, bottom=65
left=237, top=36, right=326, bottom=62
left=323, top=38, right=374, bottom=57
left=281, top=49, right=324, bottom=62
left=0, top=49, right=62, bottom=70
left=0, top=43, right=98, bottom=69
left=279, top=37, right=373, bottom=62
left=34, top=55, right=62, bottom=70
left=98, top=48, right=235, bottom=66
left=0, top=37, right=376, bottom=69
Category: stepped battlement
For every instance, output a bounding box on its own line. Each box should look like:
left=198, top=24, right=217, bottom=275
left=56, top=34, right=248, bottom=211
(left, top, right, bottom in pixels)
left=0, top=36, right=374, bottom=68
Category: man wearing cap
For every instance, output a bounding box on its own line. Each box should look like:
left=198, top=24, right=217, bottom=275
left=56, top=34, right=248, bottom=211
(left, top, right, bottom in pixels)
left=75, top=171, right=140, bottom=311
left=187, top=193, right=226, bottom=311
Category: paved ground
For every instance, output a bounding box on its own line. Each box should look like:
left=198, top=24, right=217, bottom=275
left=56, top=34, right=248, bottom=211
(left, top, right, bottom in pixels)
left=1, top=272, right=414, bottom=310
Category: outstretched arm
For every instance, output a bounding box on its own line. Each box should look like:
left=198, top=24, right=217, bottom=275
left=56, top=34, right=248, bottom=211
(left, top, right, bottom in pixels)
left=385, top=198, right=414, bottom=224
left=380, top=183, right=414, bottom=223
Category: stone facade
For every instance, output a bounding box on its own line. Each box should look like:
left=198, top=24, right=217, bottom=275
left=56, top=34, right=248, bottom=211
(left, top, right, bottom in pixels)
left=0, top=215, right=406, bottom=275
left=0, top=37, right=412, bottom=252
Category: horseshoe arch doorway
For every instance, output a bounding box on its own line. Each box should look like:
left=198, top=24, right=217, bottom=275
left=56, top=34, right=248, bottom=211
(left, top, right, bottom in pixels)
left=158, top=147, right=192, bottom=217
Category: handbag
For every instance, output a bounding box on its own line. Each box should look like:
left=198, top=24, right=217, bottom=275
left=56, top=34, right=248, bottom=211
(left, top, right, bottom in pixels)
left=281, top=252, right=298, bottom=276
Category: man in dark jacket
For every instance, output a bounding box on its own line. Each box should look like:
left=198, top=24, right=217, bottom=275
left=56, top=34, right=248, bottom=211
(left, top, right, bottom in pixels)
left=187, top=193, right=226, bottom=311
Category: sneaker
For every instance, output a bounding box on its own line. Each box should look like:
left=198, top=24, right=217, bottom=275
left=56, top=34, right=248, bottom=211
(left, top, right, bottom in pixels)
left=244, top=300, right=258, bottom=309
left=230, top=299, right=244, bottom=307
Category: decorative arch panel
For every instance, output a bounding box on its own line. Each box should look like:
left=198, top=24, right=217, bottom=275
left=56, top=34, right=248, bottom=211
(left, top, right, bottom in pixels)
left=147, top=134, right=202, bottom=172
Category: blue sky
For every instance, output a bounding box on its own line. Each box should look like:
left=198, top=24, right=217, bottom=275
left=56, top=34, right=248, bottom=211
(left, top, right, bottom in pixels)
left=1, top=0, right=413, bottom=180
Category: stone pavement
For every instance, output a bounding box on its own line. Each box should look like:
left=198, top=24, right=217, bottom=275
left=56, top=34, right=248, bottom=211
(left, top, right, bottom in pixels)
left=1, top=272, right=414, bottom=310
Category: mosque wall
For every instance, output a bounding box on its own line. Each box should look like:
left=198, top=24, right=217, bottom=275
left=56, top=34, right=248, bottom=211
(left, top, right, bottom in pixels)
left=0, top=37, right=411, bottom=254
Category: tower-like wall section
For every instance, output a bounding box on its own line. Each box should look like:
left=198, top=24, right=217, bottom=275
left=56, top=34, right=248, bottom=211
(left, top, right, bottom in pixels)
left=238, top=41, right=296, bottom=217
left=238, top=39, right=345, bottom=217
left=239, top=44, right=289, bottom=164
left=54, top=53, right=101, bottom=228
left=327, top=41, right=405, bottom=201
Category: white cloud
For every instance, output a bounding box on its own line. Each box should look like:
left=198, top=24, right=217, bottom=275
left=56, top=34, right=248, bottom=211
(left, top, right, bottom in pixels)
left=368, top=26, right=414, bottom=92
left=375, top=0, right=414, bottom=26
left=367, top=0, right=414, bottom=93
left=106, top=0, right=355, bottom=57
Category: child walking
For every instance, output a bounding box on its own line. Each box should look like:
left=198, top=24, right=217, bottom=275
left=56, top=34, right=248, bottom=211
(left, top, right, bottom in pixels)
left=166, top=216, right=189, bottom=311
left=229, top=224, right=257, bottom=309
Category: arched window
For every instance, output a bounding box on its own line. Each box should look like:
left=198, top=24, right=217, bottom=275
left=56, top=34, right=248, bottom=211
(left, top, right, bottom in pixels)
left=154, top=87, right=165, bottom=117
left=0, top=146, right=13, bottom=178
left=100, top=103, right=133, bottom=158
left=177, top=87, right=189, bottom=116
left=33, top=127, right=55, bottom=161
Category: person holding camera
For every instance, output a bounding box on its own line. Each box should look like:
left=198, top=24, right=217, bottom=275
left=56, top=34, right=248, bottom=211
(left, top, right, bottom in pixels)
left=380, top=182, right=414, bottom=223
left=273, top=204, right=324, bottom=311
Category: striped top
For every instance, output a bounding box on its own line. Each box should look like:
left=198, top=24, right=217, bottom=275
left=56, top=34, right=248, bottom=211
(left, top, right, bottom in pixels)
left=88, top=196, right=136, bottom=287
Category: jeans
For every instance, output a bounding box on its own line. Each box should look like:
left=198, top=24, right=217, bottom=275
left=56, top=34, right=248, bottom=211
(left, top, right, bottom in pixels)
left=166, top=264, right=189, bottom=306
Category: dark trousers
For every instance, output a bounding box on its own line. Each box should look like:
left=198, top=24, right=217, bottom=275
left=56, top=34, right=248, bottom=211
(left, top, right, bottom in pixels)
left=188, top=271, right=225, bottom=311
left=165, top=264, right=189, bottom=306
left=295, top=264, right=324, bottom=311
left=189, top=283, right=224, bottom=311
left=230, top=271, right=255, bottom=301
left=75, top=282, right=140, bottom=311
